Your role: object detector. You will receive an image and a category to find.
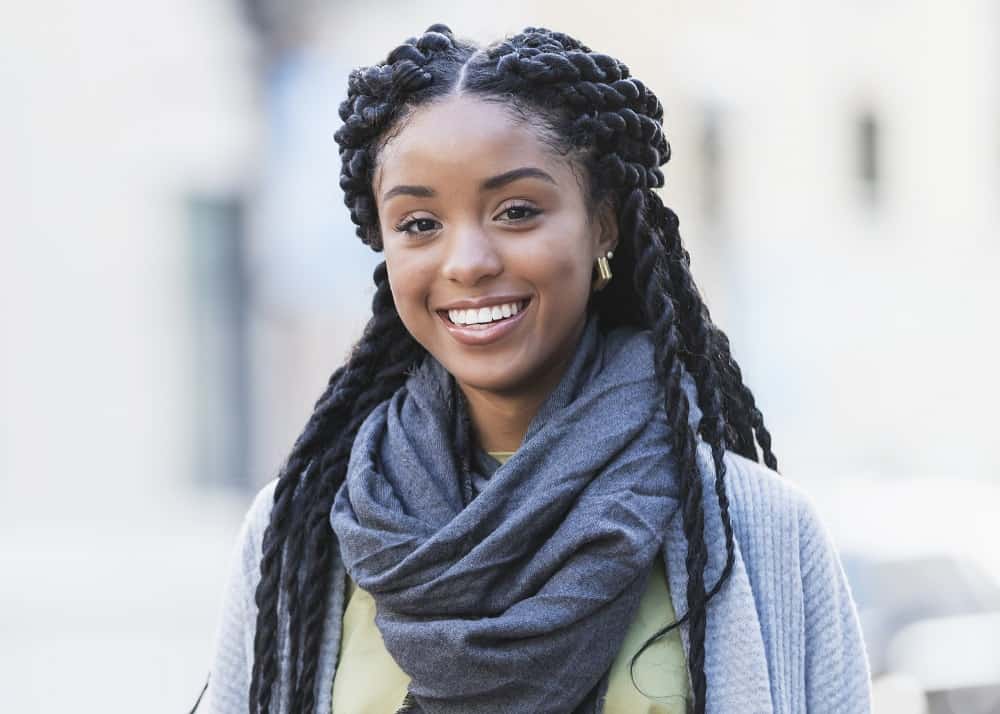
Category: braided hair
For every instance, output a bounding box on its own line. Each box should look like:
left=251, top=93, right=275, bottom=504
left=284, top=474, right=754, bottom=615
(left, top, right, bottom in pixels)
left=240, top=23, right=779, bottom=714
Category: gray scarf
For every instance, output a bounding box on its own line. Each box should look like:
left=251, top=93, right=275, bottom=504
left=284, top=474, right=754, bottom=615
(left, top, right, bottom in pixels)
left=331, top=314, right=687, bottom=713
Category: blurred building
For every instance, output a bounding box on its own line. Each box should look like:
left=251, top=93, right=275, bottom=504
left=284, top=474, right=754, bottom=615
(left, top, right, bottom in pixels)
left=0, top=1, right=260, bottom=710
left=1, top=1, right=998, bottom=712
left=236, top=0, right=1000, bottom=487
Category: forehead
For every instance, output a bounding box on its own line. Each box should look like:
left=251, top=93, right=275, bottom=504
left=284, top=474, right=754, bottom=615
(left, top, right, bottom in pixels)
left=374, top=95, right=566, bottom=192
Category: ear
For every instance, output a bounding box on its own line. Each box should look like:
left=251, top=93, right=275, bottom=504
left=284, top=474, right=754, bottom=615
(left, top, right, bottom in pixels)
left=593, top=198, right=619, bottom=258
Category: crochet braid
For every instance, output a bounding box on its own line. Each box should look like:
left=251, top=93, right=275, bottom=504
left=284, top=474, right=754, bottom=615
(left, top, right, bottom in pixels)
left=228, top=22, right=781, bottom=714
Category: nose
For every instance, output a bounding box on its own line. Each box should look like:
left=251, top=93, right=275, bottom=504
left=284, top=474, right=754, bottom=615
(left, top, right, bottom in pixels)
left=440, top=223, right=503, bottom=286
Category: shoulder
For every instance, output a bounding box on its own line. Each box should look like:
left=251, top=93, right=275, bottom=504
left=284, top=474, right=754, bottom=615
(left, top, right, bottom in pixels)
left=714, top=448, right=848, bottom=593
left=718, top=454, right=873, bottom=708
left=706, top=452, right=871, bottom=714
left=202, top=478, right=280, bottom=711
left=245, top=477, right=279, bottom=534
left=232, top=478, right=280, bottom=580
left=719, top=449, right=829, bottom=546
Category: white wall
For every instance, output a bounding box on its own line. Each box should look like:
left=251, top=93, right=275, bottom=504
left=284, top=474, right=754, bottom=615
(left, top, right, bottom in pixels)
left=0, top=1, right=258, bottom=710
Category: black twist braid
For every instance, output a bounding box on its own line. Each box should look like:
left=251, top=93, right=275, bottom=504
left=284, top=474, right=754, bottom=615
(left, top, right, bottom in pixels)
left=267, top=351, right=383, bottom=710
left=642, top=194, right=739, bottom=598
left=646, top=191, right=778, bottom=470
left=244, top=397, right=338, bottom=710
left=249, top=262, right=422, bottom=712
left=336, top=25, right=474, bottom=250
left=618, top=187, right=708, bottom=709
left=248, top=263, right=388, bottom=708
left=292, top=307, right=421, bottom=712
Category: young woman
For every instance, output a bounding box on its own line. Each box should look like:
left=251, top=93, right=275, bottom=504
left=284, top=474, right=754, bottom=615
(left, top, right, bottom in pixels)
left=199, top=23, right=872, bottom=714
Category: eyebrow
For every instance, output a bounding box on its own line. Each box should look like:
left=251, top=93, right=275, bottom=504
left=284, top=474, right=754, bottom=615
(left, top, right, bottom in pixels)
left=381, top=166, right=557, bottom=203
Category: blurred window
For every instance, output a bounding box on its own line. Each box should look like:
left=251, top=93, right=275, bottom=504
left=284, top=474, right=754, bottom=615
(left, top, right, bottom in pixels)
left=187, top=194, right=251, bottom=490
left=857, top=109, right=881, bottom=207
left=700, top=105, right=723, bottom=225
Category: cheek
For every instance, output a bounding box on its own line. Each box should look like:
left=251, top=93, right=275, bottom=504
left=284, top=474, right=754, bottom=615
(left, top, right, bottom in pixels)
left=520, top=235, right=593, bottom=298
left=384, top=249, right=429, bottom=322
left=544, top=256, right=587, bottom=293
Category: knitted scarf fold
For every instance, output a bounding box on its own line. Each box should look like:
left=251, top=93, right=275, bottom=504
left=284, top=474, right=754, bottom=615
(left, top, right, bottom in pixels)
left=331, top=314, right=688, bottom=713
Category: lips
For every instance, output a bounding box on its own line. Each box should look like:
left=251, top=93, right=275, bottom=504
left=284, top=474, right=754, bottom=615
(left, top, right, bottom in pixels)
left=436, top=297, right=532, bottom=347
left=440, top=299, right=530, bottom=326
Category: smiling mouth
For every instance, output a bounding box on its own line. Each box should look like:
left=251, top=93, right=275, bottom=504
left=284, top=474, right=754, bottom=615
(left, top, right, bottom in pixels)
left=438, top=298, right=531, bottom=328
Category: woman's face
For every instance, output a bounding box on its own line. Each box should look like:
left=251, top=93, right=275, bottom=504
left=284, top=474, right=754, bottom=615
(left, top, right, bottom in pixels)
left=373, top=94, right=617, bottom=399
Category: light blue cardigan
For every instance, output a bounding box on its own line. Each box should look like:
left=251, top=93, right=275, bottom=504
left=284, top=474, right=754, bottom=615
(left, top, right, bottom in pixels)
left=202, top=443, right=872, bottom=713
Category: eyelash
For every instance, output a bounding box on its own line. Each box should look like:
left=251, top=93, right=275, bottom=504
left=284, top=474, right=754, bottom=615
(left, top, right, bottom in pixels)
left=392, top=202, right=541, bottom=236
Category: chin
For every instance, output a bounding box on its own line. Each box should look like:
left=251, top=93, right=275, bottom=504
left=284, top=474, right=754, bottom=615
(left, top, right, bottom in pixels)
left=444, top=358, right=531, bottom=396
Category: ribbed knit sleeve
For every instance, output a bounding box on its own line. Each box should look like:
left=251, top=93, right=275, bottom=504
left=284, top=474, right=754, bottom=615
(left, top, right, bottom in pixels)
left=796, top=490, right=873, bottom=712
left=200, top=477, right=346, bottom=714
left=202, top=479, right=277, bottom=713
left=715, top=451, right=873, bottom=713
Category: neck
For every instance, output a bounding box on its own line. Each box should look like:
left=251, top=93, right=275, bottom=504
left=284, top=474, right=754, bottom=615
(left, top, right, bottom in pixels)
left=457, top=317, right=587, bottom=453
left=460, top=385, right=549, bottom=453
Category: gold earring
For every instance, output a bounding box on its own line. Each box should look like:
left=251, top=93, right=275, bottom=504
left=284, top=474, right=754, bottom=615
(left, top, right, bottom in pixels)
left=592, top=250, right=614, bottom=292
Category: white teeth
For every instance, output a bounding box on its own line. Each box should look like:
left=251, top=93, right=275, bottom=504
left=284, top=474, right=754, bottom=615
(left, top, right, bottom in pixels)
left=446, top=300, right=526, bottom=325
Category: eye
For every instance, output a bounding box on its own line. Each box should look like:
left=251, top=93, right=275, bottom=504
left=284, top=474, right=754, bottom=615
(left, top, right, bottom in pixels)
left=391, top=202, right=541, bottom=238
left=393, top=216, right=440, bottom=236
left=496, top=202, right=541, bottom=223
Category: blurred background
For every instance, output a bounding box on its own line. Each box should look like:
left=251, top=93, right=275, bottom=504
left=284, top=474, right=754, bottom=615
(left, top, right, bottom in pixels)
left=2, top=0, right=998, bottom=712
